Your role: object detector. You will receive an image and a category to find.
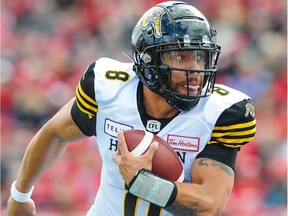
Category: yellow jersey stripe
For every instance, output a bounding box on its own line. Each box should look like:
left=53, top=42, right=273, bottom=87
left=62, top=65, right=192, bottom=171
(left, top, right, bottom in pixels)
left=208, top=140, right=252, bottom=148
left=76, top=100, right=94, bottom=119
left=78, top=82, right=98, bottom=105
left=135, top=198, right=140, bottom=215
left=214, top=136, right=255, bottom=144
left=213, top=119, right=256, bottom=131
left=208, top=141, right=244, bottom=148
left=223, top=144, right=245, bottom=148
left=208, top=141, right=218, bottom=145
left=76, top=85, right=98, bottom=113
left=211, top=127, right=256, bottom=137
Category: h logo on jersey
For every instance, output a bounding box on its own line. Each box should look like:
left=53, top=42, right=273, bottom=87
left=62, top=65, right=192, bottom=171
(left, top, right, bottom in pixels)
left=146, top=120, right=161, bottom=132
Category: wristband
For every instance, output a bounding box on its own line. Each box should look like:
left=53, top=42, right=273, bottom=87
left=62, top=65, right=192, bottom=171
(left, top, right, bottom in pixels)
left=10, top=181, right=34, bottom=203
left=128, top=169, right=177, bottom=208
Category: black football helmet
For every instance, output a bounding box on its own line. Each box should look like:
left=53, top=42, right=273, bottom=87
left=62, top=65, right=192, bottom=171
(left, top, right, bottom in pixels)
left=131, top=1, right=221, bottom=111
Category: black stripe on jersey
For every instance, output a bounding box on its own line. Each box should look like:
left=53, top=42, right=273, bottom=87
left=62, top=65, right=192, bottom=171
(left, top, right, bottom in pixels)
left=147, top=204, right=162, bottom=216
left=124, top=183, right=162, bottom=216
left=208, top=99, right=256, bottom=148
left=124, top=192, right=138, bottom=216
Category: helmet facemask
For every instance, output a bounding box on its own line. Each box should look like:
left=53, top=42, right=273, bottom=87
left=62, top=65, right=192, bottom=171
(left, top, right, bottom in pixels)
left=159, top=45, right=219, bottom=95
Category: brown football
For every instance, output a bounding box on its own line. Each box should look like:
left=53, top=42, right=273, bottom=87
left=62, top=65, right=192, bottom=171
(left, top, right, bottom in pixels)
left=123, top=129, right=185, bottom=182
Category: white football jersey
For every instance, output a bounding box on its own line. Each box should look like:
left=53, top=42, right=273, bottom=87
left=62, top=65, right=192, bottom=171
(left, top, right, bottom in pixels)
left=72, top=58, right=256, bottom=216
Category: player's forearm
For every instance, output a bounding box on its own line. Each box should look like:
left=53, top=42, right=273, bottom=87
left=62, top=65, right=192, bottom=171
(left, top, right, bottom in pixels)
left=165, top=182, right=224, bottom=216
left=15, top=125, right=69, bottom=193
left=15, top=98, right=85, bottom=193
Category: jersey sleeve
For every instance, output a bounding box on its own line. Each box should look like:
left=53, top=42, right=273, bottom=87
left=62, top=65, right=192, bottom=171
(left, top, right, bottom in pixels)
left=196, top=143, right=238, bottom=171
left=70, top=62, right=98, bottom=136
left=196, top=98, right=256, bottom=171
left=208, top=98, right=256, bottom=148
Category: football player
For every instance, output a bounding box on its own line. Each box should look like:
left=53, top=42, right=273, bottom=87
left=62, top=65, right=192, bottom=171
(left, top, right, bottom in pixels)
left=7, top=1, right=256, bottom=216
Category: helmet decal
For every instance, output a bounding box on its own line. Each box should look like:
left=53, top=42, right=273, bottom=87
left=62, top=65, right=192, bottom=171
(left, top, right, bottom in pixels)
left=142, top=8, right=164, bottom=38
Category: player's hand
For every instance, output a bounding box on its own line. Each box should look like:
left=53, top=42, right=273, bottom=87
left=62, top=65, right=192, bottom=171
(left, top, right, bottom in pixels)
left=6, top=196, right=36, bottom=216
left=113, top=130, right=158, bottom=184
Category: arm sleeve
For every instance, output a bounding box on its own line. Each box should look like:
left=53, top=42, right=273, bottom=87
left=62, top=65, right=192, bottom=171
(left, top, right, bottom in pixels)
left=196, top=98, right=256, bottom=171
left=70, top=62, right=98, bottom=136
left=208, top=98, right=256, bottom=148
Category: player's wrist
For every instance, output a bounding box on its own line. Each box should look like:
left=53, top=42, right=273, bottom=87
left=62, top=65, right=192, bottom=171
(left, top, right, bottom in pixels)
left=10, top=180, right=34, bottom=203
left=127, top=168, right=177, bottom=208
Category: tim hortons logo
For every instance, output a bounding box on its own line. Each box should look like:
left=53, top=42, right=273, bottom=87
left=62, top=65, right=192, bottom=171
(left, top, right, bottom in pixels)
left=167, top=134, right=200, bottom=152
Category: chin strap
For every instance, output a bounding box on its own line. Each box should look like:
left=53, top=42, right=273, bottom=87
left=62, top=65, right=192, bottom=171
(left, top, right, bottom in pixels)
left=165, top=91, right=200, bottom=111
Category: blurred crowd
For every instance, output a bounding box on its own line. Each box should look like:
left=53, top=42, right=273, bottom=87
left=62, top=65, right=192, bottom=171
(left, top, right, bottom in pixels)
left=1, top=0, right=287, bottom=215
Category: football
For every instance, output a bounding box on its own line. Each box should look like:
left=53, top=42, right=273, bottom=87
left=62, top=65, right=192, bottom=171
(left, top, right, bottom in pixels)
left=123, top=129, right=185, bottom=182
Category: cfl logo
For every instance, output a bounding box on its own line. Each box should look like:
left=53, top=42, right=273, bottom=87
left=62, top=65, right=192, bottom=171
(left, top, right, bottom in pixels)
left=146, top=120, right=161, bottom=133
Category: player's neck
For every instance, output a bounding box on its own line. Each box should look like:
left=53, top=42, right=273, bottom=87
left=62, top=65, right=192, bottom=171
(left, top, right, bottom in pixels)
left=143, top=86, right=179, bottom=119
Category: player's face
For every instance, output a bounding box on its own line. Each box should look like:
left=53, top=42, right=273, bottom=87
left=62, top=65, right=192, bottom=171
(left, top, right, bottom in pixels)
left=161, top=50, right=206, bottom=96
